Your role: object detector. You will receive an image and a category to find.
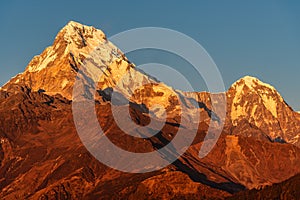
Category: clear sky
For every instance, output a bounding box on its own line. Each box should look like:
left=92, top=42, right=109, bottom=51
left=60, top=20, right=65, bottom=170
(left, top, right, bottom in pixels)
left=0, top=1, right=300, bottom=110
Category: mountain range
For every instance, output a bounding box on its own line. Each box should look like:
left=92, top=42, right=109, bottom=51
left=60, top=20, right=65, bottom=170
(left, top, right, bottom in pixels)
left=0, top=21, right=299, bottom=199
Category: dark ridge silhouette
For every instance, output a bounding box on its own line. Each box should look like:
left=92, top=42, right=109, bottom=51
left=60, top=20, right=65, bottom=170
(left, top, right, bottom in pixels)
left=227, top=173, right=300, bottom=200
left=97, top=87, right=149, bottom=113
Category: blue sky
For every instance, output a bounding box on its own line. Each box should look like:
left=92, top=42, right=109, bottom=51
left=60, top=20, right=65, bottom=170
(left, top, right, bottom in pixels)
left=0, top=1, right=300, bottom=110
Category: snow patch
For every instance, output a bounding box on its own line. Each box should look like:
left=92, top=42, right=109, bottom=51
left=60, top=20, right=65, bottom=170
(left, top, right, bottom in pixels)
left=261, top=94, right=278, bottom=118
left=251, top=105, right=258, bottom=116
left=0, top=73, right=22, bottom=89
left=232, top=76, right=277, bottom=93
left=230, top=76, right=281, bottom=122
left=231, top=81, right=247, bottom=125
left=28, top=49, right=57, bottom=72
left=61, top=79, right=69, bottom=89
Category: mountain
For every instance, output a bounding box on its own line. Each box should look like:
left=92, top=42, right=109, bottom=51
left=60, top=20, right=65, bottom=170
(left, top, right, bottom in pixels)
left=0, top=21, right=300, bottom=199
left=2, top=21, right=186, bottom=119
left=226, top=76, right=300, bottom=146
left=2, top=21, right=118, bottom=99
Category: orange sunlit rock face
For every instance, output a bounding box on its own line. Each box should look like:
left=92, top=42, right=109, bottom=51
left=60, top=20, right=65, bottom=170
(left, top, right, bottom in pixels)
left=0, top=21, right=299, bottom=199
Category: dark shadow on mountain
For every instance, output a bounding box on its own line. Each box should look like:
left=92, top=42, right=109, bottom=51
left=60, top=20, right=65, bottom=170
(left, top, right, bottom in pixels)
left=165, top=121, right=181, bottom=127
left=173, top=158, right=246, bottom=194
left=273, top=136, right=287, bottom=144
left=97, top=87, right=149, bottom=114
left=176, top=92, right=221, bottom=123
left=148, top=129, right=246, bottom=194
left=188, top=97, right=220, bottom=123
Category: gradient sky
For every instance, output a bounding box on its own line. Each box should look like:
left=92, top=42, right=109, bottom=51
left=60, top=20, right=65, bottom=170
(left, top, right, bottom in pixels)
left=0, top=1, right=300, bottom=110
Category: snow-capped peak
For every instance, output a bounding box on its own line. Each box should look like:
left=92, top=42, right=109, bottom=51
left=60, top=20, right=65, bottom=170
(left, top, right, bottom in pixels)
left=64, top=20, right=84, bottom=28
left=25, top=21, right=110, bottom=73
left=229, top=75, right=284, bottom=125
left=228, top=75, right=300, bottom=145
left=232, top=76, right=277, bottom=92
left=59, top=21, right=106, bottom=46
left=4, top=21, right=123, bottom=99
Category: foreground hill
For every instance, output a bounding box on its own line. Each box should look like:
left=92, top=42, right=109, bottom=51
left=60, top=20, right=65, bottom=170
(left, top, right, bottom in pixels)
left=228, top=173, right=300, bottom=200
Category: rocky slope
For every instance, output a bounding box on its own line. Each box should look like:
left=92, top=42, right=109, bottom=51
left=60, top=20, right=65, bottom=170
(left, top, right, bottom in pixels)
left=0, top=86, right=231, bottom=199
left=0, top=21, right=300, bottom=199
